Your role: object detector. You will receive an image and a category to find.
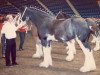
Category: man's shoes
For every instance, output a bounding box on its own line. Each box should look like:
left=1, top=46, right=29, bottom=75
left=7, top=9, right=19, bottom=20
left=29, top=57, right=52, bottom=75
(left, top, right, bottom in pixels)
left=18, top=48, right=24, bottom=51
left=6, top=62, right=18, bottom=67
left=20, top=48, right=24, bottom=50
left=12, top=62, right=18, bottom=65
left=2, top=54, right=5, bottom=58
left=6, top=64, right=13, bottom=67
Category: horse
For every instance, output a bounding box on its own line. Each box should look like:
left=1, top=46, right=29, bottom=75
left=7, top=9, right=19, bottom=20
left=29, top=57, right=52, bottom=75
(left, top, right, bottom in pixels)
left=21, top=6, right=97, bottom=72
left=29, top=10, right=76, bottom=61
left=29, top=10, right=75, bottom=59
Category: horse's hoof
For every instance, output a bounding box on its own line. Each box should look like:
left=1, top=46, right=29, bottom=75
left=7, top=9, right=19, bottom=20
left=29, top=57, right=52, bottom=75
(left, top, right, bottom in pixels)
left=66, top=46, right=69, bottom=50
left=80, top=66, right=96, bottom=72
left=32, top=54, right=42, bottom=58
left=66, top=55, right=74, bottom=61
left=67, top=50, right=76, bottom=55
left=91, top=40, right=96, bottom=43
left=93, top=48, right=99, bottom=51
left=39, top=62, right=49, bottom=68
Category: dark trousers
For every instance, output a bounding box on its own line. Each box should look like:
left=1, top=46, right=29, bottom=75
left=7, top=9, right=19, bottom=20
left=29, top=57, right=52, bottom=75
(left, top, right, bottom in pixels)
left=5, top=38, right=16, bottom=65
left=19, top=32, right=26, bottom=49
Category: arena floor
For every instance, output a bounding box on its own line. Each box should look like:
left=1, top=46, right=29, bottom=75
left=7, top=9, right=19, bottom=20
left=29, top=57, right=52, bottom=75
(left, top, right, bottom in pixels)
left=0, top=33, right=100, bottom=75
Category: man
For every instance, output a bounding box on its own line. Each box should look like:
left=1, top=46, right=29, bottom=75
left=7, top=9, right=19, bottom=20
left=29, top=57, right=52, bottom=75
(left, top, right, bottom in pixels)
left=1, top=14, right=24, bottom=66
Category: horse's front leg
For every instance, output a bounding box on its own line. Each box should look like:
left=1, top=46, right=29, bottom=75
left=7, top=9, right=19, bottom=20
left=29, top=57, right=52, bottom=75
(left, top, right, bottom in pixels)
left=39, top=39, right=52, bottom=68
left=31, top=25, right=43, bottom=58
left=32, top=38, right=43, bottom=58
left=66, top=39, right=76, bottom=61
left=66, top=39, right=76, bottom=55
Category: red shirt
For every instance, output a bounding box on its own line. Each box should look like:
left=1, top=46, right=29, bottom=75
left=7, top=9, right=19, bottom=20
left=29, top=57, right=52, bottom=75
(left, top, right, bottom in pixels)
left=18, top=25, right=26, bottom=32
left=0, top=16, right=4, bottom=30
left=0, top=23, right=3, bottom=30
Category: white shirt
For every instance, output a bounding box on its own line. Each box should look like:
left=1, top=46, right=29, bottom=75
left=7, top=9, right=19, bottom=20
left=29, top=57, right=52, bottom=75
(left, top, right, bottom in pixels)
left=1, top=21, right=18, bottom=39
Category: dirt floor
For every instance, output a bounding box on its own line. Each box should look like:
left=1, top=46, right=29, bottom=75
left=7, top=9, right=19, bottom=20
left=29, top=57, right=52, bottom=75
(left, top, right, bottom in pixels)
left=0, top=33, right=100, bottom=75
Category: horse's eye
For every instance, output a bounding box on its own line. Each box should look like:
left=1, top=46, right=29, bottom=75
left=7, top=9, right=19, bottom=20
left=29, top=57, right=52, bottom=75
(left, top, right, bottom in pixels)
left=26, top=17, right=29, bottom=21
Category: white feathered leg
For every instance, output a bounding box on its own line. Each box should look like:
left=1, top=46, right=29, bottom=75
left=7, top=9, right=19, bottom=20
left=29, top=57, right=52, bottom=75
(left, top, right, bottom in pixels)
left=32, top=39, right=43, bottom=58
left=76, top=37, right=96, bottom=72
left=93, top=36, right=100, bottom=51
left=80, top=50, right=96, bottom=72
left=66, top=39, right=76, bottom=55
left=66, top=39, right=76, bottom=61
left=39, top=46, right=52, bottom=68
left=91, top=34, right=96, bottom=43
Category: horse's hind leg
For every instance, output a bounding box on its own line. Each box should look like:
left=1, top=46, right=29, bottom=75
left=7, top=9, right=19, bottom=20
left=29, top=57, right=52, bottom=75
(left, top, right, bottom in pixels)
left=66, top=39, right=76, bottom=61
left=91, top=34, right=96, bottom=43
left=76, top=37, right=96, bottom=72
left=93, top=35, right=100, bottom=51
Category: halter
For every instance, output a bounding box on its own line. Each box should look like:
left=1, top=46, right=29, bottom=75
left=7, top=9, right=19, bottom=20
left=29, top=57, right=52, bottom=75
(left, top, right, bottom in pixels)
left=20, top=7, right=28, bottom=20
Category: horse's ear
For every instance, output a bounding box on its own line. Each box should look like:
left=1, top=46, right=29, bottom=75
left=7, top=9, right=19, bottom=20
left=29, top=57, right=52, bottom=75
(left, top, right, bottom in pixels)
left=30, top=5, right=32, bottom=8
left=22, top=6, right=25, bottom=9
left=22, top=6, right=27, bottom=9
left=20, top=6, right=26, bottom=11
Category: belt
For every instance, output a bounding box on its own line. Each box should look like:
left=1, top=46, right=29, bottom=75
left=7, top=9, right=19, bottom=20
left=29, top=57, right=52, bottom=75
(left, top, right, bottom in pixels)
left=6, top=38, right=15, bottom=40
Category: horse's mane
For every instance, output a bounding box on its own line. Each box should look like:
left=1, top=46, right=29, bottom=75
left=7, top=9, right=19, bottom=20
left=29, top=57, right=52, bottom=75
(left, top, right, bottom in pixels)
left=29, top=6, right=54, bottom=16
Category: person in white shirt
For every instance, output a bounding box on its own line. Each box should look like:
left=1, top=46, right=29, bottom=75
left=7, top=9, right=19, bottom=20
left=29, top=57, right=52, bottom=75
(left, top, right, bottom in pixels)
left=1, top=14, right=24, bottom=66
